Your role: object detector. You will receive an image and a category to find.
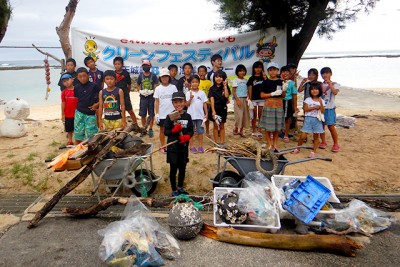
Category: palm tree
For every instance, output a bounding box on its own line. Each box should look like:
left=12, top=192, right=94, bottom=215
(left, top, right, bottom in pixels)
left=0, top=0, right=12, bottom=43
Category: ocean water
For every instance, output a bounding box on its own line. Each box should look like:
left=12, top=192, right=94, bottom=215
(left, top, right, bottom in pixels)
left=1, top=51, right=399, bottom=107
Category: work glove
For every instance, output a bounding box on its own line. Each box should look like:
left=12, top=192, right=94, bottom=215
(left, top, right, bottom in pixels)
left=155, top=114, right=160, bottom=124
left=201, top=117, right=207, bottom=128
left=271, top=89, right=283, bottom=97
left=179, top=134, right=191, bottom=144
left=282, top=81, right=289, bottom=92
left=172, top=123, right=183, bottom=133
left=214, top=115, right=222, bottom=126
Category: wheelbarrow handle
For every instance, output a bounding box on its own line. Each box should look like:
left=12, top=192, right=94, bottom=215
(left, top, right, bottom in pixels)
left=275, top=146, right=313, bottom=155
left=280, top=157, right=332, bottom=174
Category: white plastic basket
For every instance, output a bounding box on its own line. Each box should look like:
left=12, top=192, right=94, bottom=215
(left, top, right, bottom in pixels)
left=271, top=175, right=340, bottom=220
left=213, top=187, right=281, bottom=233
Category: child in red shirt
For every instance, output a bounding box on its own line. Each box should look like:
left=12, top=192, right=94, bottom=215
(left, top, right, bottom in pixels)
left=61, top=73, right=78, bottom=147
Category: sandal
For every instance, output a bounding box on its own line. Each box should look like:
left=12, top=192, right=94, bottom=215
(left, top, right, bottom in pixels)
left=233, top=130, right=239, bottom=135
left=308, top=151, right=316, bottom=158
left=239, top=132, right=246, bottom=138
left=319, top=142, right=327, bottom=149
left=331, top=144, right=340, bottom=152
left=283, top=136, right=290, bottom=142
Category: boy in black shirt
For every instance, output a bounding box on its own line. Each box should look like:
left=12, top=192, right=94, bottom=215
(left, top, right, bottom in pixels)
left=73, top=67, right=101, bottom=143
left=164, top=92, right=194, bottom=196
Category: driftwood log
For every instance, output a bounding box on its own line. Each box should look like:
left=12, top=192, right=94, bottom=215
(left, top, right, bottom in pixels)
left=62, top=196, right=213, bottom=217
left=200, top=224, right=362, bottom=257
left=27, top=124, right=143, bottom=228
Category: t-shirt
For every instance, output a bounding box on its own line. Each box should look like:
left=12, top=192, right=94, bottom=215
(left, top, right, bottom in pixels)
left=137, top=72, right=159, bottom=96
left=102, top=87, right=122, bottom=120
left=304, top=97, right=325, bottom=117
left=321, top=81, right=340, bottom=109
left=74, top=81, right=100, bottom=115
left=208, top=84, right=231, bottom=106
left=176, top=76, right=191, bottom=94
left=283, top=80, right=298, bottom=101
left=261, top=79, right=283, bottom=108
left=115, top=69, right=131, bottom=96
left=153, top=84, right=177, bottom=119
left=199, top=79, right=212, bottom=104
left=232, top=78, right=248, bottom=98
left=185, top=90, right=208, bottom=120
left=164, top=111, right=194, bottom=154
left=58, top=71, right=79, bottom=91
left=89, top=69, right=104, bottom=89
left=61, top=88, right=78, bottom=118
left=247, top=75, right=264, bottom=101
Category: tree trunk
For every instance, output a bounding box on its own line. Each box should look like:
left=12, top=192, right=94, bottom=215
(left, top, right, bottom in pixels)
left=200, top=224, right=362, bottom=257
left=56, top=0, right=78, bottom=65
left=0, top=14, right=9, bottom=43
left=287, top=0, right=330, bottom=65
left=27, top=124, right=140, bottom=228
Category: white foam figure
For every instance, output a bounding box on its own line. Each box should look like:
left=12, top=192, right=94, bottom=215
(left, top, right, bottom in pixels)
left=0, top=119, right=27, bottom=138
left=4, top=98, right=30, bottom=120
left=0, top=98, right=30, bottom=138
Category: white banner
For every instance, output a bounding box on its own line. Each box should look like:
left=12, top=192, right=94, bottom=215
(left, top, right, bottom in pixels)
left=71, top=27, right=286, bottom=77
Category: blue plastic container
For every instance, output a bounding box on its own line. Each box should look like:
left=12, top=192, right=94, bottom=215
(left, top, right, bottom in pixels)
left=282, top=175, right=331, bottom=224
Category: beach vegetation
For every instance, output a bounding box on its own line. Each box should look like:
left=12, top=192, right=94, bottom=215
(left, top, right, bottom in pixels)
left=49, top=140, right=61, bottom=147
left=0, top=168, right=5, bottom=177
left=212, top=0, right=378, bottom=64
left=26, top=152, right=39, bottom=161
left=45, top=153, right=58, bottom=162
left=6, top=152, right=15, bottom=158
left=11, top=162, right=34, bottom=184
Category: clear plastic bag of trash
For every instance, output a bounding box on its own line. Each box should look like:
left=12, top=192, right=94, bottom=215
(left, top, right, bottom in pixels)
left=98, top=196, right=180, bottom=266
left=238, top=172, right=278, bottom=226
left=335, top=114, right=356, bottom=128
left=322, top=199, right=396, bottom=236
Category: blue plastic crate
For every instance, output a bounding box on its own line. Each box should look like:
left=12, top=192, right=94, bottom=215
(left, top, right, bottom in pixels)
left=282, top=175, right=331, bottom=224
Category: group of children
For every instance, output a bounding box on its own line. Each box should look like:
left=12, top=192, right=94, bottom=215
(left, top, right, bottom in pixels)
left=59, top=54, right=340, bottom=196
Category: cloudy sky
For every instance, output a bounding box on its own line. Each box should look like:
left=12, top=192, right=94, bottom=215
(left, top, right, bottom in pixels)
left=1, top=0, right=399, bottom=61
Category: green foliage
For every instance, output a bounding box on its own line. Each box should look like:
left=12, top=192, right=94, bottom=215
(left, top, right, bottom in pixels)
left=212, top=0, right=378, bottom=62
left=45, top=153, right=58, bottom=162
left=0, top=0, right=12, bottom=27
left=11, top=162, right=34, bottom=184
left=49, top=140, right=61, bottom=147
left=26, top=152, right=39, bottom=161
left=6, top=152, right=15, bottom=158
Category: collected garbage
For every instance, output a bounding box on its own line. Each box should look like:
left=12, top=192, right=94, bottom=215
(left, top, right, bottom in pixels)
left=168, top=196, right=203, bottom=240
left=282, top=175, right=332, bottom=224
left=214, top=172, right=281, bottom=233
left=316, top=199, right=396, bottom=236
left=98, top=196, right=180, bottom=267
left=336, top=114, right=356, bottom=128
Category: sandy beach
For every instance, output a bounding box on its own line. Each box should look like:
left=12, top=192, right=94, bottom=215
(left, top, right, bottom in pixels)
left=0, top=86, right=399, bottom=196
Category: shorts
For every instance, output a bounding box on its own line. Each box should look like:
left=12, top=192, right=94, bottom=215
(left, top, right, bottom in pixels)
left=259, top=107, right=284, bottom=132
left=157, top=119, right=166, bottom=127
left=103, top=118, right=122, bottom=131
left=324, top=108, right=336, bottom=126
left=208, top=105, right=227, bottom=123
left=192, top=119, right=205, bottom=134
left=301, top=116, right=324, bottom=133
left=64, top=117, right=74, bottom=132
left=139, top=95, right=155, bottom=117
left=124, top=95, right=133, bottom=111
left=283, top=99, right=294, bottom=118
left=74, top=110, right=98, bottom=141
left=252, top=99, right=264, bottom=107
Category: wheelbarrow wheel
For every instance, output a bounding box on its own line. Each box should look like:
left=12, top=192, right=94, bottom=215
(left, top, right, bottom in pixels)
left=213, top=171, right=243, bottom=188
left=130, top=169, right=158, bottom=197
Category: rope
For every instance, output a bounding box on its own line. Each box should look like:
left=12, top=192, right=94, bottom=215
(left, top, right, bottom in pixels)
left=173, top=195, right=203, bottom=210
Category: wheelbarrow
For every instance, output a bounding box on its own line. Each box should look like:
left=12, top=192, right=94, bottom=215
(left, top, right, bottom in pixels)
left=210, top=146, right=332, bottom=188
left=91, top=135, right=161, bottom=200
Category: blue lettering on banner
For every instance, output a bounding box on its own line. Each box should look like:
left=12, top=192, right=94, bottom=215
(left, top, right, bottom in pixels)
left=102, top=45, right=255, bottom=63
